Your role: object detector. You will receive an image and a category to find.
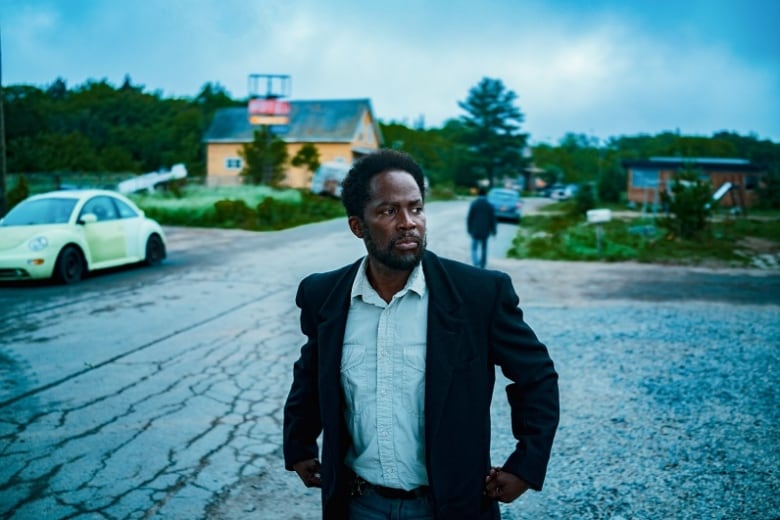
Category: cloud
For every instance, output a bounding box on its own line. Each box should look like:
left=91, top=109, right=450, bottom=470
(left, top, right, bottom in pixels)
left=0, top=0, right=778, bottom=142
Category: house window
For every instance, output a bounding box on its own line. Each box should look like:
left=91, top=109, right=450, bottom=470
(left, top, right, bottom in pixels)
left=225, top=157, right=243, bottom=170
left=631, top=168, right=660, bottom=188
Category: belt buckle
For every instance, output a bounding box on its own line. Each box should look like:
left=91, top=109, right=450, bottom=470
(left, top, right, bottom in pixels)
left=350, top=476, right=366, bottom=497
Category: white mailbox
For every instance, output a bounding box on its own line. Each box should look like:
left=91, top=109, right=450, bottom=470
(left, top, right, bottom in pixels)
left=586, top=209, right=612, bottom=224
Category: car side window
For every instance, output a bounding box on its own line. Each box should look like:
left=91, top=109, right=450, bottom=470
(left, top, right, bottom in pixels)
left=82, top=196, right=119, bottom=222
left=113, top=198, right=140, bottom=219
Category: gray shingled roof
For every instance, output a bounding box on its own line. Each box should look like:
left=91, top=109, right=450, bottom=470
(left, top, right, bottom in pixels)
left=203, top=98, right=382, bottom=143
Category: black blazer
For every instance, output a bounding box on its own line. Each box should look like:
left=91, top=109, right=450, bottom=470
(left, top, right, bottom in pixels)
left=284, top=250, right=559, bottom=519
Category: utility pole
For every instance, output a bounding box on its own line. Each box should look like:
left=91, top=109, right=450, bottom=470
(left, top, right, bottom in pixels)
left=0, top=26, right=7, bottom=216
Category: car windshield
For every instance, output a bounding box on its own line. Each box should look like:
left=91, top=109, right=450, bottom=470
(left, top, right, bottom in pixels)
left=1, top=198, right=78, bottom=226
left=488, top=190, right=518, bottom=202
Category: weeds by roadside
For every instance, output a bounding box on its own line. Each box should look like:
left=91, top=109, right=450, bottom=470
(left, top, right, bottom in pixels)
left=131, top=185, right=779, bottom=268
left=509, top=212, right=780, bottom=268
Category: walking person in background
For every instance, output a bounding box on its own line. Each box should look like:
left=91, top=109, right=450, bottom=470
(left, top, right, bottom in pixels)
left=284, top=149, right=559, bottom=519
left=467, top=186, right=497, bottom=268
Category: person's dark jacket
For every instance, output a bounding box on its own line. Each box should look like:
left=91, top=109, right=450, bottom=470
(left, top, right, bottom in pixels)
left=467, top=196, right=497, bottom=239
left=283, top=250, right=559, bottom=519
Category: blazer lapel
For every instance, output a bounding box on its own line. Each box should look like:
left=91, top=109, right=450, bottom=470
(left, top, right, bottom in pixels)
left=422, top=252, right=465, bottom=440
left=317, top=261, right=361, bottom=428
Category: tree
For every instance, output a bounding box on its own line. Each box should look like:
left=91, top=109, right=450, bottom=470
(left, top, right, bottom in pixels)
left=194, top=82, right=238, bottom=120
left=661, top=168, right=712, bottom=240
left=7, top=174, right=28, bottom=209
left=240, top=127, right=288, bottom=186
left=597, top=157, right=626, bottom=203
left=457, top=77, right=528, bottom=187
left=380, top=120, right=459, bottom=187
left=46, top=77, right=68, bottom=100
left=291, top=142, right=321, bottom=183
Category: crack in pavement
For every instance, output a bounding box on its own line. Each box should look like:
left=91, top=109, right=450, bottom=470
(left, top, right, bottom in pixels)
left=0, top=284, right=300, bottom=518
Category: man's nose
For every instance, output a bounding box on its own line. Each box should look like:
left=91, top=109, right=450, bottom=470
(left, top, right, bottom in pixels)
left=398, top=209, right=417, bottom=229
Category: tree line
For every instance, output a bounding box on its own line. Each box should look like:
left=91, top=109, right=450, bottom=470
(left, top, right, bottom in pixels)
left=3, top=76, right=239, bottom=177
left=3, top=75, right=779, bottom=208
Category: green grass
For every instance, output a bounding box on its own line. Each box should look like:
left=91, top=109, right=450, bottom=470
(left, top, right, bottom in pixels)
left=129, top=185, right=344, bottom=230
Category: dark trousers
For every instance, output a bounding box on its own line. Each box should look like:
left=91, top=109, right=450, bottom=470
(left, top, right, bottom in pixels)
left=348, top=487, right=434, bottom=519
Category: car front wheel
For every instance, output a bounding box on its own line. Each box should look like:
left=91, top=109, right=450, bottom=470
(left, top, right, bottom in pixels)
left=54, top=246, right=85, bottom=284
left=144, top=234, right=166, bottom=266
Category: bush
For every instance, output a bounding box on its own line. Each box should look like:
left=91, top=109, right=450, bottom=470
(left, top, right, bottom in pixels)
left=214, top=199, right=255, bottom=227
left=256, top=192, right=343, bottom=230
left=661, top=169, right=712, bottom=240
left=756, top=166, right=780, bottom=210
left=569, top=183, right=596, bottom=217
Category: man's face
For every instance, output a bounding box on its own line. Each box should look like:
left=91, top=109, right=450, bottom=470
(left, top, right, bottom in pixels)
left=350, top=170, right=426, bottom=271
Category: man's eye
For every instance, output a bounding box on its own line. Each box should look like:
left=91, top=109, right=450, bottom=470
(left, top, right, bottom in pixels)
left=382, top=208, right=396, bottom=216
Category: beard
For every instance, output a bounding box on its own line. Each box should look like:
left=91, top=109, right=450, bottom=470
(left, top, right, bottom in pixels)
left=361, top=223, right=426, bottom=271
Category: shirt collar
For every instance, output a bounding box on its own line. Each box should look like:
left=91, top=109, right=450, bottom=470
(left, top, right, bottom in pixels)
left=351, top=256, right=427, bottom=303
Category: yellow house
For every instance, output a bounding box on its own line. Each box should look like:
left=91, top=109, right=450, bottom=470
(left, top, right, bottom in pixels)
left=204, top=98, right=383, bottom=187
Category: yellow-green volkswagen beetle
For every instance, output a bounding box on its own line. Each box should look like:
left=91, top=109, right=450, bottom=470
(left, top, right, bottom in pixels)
left=0, top=189, right=166, bottom=284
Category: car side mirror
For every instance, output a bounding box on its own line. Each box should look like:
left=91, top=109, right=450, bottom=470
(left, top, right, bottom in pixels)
left=79, top=213, right=98, bottom=225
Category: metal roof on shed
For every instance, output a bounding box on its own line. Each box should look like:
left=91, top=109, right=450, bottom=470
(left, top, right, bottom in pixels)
left=622, top=157, right=763, bottom=171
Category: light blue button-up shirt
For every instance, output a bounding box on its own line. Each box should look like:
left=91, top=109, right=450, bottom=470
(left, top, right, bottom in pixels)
left=342, top=256, right=429, bottom=490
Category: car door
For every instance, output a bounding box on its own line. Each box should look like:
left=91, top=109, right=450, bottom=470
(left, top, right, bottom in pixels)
left=112, top=196, right=146, bottom=259
left=80, top=196, right=127, bottom=265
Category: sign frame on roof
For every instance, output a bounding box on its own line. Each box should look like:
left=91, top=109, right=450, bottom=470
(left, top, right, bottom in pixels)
left=247, top=74, right=292, bottom=129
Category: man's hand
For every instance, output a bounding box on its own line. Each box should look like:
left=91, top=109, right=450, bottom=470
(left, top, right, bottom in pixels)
left=484, top=467, right=529, bottom=503
left=292, top=458, right=322, bottom=488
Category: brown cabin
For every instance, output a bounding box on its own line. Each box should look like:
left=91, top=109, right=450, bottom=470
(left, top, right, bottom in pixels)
left=622, top=157, right=765, bottom=209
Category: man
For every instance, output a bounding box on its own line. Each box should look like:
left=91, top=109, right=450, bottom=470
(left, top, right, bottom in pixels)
left=284, top=149, right=559, bottom=519
left=467, top=186, right=497, bottom=268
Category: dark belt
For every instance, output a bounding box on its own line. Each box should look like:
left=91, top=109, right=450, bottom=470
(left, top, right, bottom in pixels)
left=350, top=475, right=429, bottom=500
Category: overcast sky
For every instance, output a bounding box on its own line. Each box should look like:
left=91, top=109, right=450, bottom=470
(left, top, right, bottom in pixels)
left=2, top=0, right=778, bottom=144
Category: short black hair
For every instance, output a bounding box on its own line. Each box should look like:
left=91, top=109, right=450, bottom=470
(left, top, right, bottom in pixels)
left=341, top=149, right=426, bottom=218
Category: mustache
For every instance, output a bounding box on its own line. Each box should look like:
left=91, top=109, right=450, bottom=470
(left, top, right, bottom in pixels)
left=392, top=232, right=423, bottom=243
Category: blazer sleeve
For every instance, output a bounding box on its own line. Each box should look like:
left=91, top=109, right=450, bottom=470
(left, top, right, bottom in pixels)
left=490, top=272, right=560, bottom=490
left=283, top=277, right=323, bottom=470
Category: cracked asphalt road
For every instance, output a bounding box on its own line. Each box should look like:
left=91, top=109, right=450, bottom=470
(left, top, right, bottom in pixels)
left=1, top=199, right=777, bottom=519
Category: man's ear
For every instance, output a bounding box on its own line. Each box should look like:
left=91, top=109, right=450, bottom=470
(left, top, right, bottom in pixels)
left=348, top=216, right=364, bottom=238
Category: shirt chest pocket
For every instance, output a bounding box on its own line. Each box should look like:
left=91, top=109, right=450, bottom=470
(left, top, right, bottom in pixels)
left=402, top=342, right=426, bottom=416
left=341, top=343, right=369, bottom=415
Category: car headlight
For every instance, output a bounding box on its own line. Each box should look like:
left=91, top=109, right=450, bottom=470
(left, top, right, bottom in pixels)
left=28, top=236, right=49, bottom=252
